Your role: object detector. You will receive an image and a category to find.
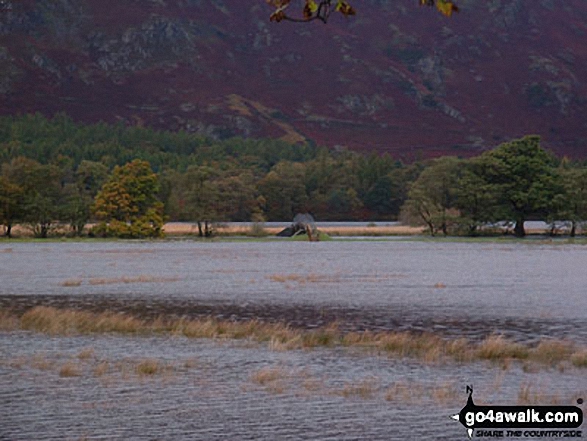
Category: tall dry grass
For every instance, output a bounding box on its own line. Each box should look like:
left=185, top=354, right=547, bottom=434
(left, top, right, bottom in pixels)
left=3, top=306, right=587, bottom=369
left=0, top=308, right=19, bottom=331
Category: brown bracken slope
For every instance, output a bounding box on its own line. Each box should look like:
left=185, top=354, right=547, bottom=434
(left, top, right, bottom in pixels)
left=0, top=0, right=586, bottom=159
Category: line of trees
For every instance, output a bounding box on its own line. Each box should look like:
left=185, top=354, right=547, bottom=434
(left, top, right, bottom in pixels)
left=1, top=114, right=586, bottom=238
left=400, top=135, right=587, bottom=237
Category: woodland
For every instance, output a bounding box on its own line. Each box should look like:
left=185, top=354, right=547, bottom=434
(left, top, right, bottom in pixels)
left=1, top=114, right=586, bottom=238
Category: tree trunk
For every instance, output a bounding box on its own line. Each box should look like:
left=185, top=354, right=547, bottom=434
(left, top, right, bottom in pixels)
left=5, top=224, right=11, bottom=238
left=570, top=221, right=576, bottom=238
left=204, top=221, right=211, bottom=237
left=514, top=217, right=525, bottom=237
left=40, top=223, right=49, bottom=239
left=549, top=223, right=556, bottom=237
left=75, top=221, right=85, bottom=236
left=197, top=221, right=203, bottom=237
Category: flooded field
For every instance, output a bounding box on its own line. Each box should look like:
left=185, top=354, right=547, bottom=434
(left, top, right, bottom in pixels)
left=1, top=238, right=586, bottom=439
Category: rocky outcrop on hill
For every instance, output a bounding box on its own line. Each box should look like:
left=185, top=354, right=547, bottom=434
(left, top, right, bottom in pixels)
left=0, top=0, right=586, bottom=158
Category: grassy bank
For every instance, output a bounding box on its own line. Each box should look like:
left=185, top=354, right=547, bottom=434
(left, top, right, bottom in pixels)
left=2, top=306, right=586, bottom=369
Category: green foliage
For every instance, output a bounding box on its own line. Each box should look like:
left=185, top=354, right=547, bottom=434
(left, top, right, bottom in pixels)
left=400, top=156, right=462, bottom=235
left=1, top=115, right=587, bottom=238
left=0, top=174, right=23, bottom=237
left=93, top=160, right=164, bottom=238
left=552, top=165, right=587, bottom=236
left=400, top=136, right=566, bottom=237
left=1, top=157, right=62, bottom=238
left=478, top=135, right=559, bottom=237
left=453, top=158, right=501, bottom=235
left=258, top=162, right=309, bottom=221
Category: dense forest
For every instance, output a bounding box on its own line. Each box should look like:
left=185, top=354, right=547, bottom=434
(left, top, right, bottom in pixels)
left=0, top=114, right=586, bottom=238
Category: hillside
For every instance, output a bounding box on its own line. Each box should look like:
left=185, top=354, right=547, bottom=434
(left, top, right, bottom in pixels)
left=0, top=0, right=586, bottom=159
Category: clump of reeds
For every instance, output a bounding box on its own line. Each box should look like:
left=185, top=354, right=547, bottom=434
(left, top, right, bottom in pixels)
left=531, top=340, right=575, bottom=365
left=77, top=348, right=95, bottom=360
left=61, top=279, right=83, bottom=287
left=571, top=350, right=587, bottom=368
left=251, top=367, right=284, bottom=385
left=5, top=306, right=587, bottom=370
left=250, top=366, right=287, bottom=394
left=476, top=335, right=530, bottom=361
left=59, top=362, right=82, bottom=377
left=136, top=359, right=164, bottom=376
left=20, top=306, right=147, bottom=335
left=93, top=361, right=109, bottom=377
left=0, top=308, right=19, bottom=331
left=337, top=377, right=379, bottom=399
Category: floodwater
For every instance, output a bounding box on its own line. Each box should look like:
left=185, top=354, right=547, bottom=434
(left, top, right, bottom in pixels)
left=1, top=239, right=586, bottom=342
left=1, top=239, right=586, bottom=439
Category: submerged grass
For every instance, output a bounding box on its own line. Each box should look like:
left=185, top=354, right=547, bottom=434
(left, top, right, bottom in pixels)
left=4, top=306, right=587, bottom=369
left=59, top=362, right=82, bottom=377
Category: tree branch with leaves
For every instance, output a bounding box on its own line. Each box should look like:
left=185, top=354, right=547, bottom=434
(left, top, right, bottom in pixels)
left=267, top=0, right=458, bottom=23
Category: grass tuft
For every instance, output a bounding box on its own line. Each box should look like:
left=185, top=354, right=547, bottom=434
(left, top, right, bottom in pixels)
left=251, top=367, right=284, bottom=385
left=531, top=340, right=574, bottom=365
left=0, top=309, right=19, bottom=331
left=59, top=362, right=82, bottom=377
left=338, top=377, right=379, bottom=399
left=476, top=335, right=529, bottom=360
left=136, top=359, right=164, bottom=376
left=77, top=348, right=95, bottom=360
left=61, top=279, right=83, bottom=287
left=571, top=350, right=587, bottom=368
left=93, top=362, right=109, bottom=377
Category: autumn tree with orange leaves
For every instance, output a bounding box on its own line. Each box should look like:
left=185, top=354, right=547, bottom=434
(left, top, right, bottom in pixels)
left=266, top=0, right=458, bottom=23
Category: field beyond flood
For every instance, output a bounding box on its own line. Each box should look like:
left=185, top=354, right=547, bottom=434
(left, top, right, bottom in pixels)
left=1, top=239, right=586, bottom=440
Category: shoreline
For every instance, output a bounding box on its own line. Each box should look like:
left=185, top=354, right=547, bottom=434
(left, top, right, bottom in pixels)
left=0, top=222, right=583, bottom=240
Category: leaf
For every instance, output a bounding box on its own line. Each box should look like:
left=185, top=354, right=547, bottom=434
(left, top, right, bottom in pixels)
left=303, top=0, right=318, bottom=19
left=270, top=10, right=286, bottom=22
left=419, top=0, right=459, bottom=17
left=266, top=0, right=290, bottom=7
left=335, top=0, right=356, bottom=17
left=435, top=0, right=459, bottom=17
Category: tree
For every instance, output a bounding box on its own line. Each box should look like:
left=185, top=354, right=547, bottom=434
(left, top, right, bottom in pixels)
left=60, top=161, right=109, bottom=236
left=452, top=158, right=502, bottom=235
left=400, top=156, right=461, bottom=235
left=2, top=157, right=62, bottom=238
left=93, top=159, right=164, bottom=238
left=180, top=166, right=218, bottom=237
left=478, top=136, right=559, bottom=237
left=554, top=166, right=587, bottom=237
left=0, top=175, right=23, bottom=237
left=266, top=0, right=458, bottom=23
left=258, top=161, right=308, bottom=221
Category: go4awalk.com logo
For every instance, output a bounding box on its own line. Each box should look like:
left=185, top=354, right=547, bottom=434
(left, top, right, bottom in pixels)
left=451, top=386, right=584, bottom=439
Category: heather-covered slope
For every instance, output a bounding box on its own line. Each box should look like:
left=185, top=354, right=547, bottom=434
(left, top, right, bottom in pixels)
left=0, top=0, right=586, bottom=159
